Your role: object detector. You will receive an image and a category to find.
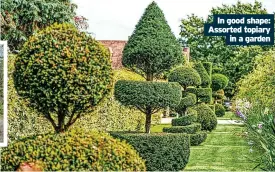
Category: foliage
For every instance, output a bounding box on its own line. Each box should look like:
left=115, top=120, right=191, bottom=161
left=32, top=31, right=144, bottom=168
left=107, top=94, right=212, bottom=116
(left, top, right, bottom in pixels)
left=190, top=132, right=207, bottom=146
left=194, top=62, right=211, bottom=88
left=163, top=123, right=201, bottom=134
left=212, top=74, right=229, bottom=91
left=13, top=23, right=113, bottom=132
left=175, top=93, right=196, bottom=115
left=1, top=129, right=146, bottom=171
left=122, top=1, right=183, bottom=81
left=0, top=0, right=77, bottom=51
left=213, top=89, right=225, bottom=100
left=171, top=114, right=197, bottom=126
left=110, top=132, right=190, bottom=171
left=202, top=62, right=213, bottom=78
left=196, top=88, right=212, bottom=103
left=179, top=1, right=272, bottom=98
left=115, top=80, right=181, bottom=109
left=245, top=104, right=275, bottom=170
left=193, top=104, right=217, bottom=131
left=168, top=66, right=201, bottom=89
left=215, top=103, right=225, bottom=117
left=237, top=50, right=275, bottom=107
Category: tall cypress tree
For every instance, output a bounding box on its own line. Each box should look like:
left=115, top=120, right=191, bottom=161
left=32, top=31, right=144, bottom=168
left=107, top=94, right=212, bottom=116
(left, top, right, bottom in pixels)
left=123, top=1, right=183, bottom=81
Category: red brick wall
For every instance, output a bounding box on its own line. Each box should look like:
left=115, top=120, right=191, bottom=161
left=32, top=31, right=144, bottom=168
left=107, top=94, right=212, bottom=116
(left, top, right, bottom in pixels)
left=98, top=40, right=127, bottom=69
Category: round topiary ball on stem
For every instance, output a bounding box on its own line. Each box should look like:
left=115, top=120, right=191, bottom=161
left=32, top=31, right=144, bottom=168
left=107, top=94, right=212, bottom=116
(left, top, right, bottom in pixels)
left=14, top=23, right=113, bottom=133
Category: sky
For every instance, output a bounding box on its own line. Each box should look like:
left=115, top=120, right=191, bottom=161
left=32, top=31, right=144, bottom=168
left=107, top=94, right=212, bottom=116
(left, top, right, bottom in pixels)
left=73, top=0, right=275, bottom=40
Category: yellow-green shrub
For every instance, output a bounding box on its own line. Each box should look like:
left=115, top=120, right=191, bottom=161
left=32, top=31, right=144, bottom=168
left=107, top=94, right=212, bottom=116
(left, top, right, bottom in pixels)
left=1, top=129, right=146, bottom=171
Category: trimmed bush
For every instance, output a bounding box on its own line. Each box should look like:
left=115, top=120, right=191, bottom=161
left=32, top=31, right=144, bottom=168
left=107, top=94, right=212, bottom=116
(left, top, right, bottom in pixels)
left=194, top=62, right=211, bottom=87
left=175, top=93, right=196, bottom=115
left=202, top=62, right=213, bottom=78
left=171, top=114, right=197, bottom=126
left=212, top=73, right=229, bottom=91
left=1, top=129, right=146, bottom=171
left=209, top=105, right=215, bottom=112
left=213, top=89, right=225, bottom=99
left=193, top=104, right=217, bottom=131
left=13, top=23, right=113, bottom=132
left=186, top=87, right=197, bottom=95
left=215, top=103, right=226, bottom=117
left=190, top=132, right=208, bottom=146
left=163, top=123, right=201, bottom=134
left=197, top=88, right=212, bottom=103
left=168, top=66, right=201, bottom=89
left=115, top=80, right=182, bottom=108
left=110, top=132, right=190, bottom=171
left=186, top=107, right=198, bottom=117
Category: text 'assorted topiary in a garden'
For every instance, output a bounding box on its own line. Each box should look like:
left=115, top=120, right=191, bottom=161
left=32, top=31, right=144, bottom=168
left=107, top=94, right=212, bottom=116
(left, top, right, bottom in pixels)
left=13, top=23, right=113, bottom=133
left=115, top=1, right=183, bottom=133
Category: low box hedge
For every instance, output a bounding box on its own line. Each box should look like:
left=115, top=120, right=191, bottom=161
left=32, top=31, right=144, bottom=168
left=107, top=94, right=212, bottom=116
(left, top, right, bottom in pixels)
left=110, top=132, right=190, bottom=171
left=172, top=115, right=197, bottom=126
left=190, top=132, right=208, bottom=146
left=163, top=123, right=201, bottom=134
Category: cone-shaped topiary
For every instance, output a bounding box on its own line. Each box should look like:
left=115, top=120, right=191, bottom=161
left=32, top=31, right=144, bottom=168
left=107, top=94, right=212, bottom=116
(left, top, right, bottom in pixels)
left=168, top=66, right=201, bottom=89
left=212, top=73, right=229, bottom=91
left=14, top=23, right=113, bottom=133
left=194, top=62, right=211, bottom=88
left=122, top=1, right=183, bottom=81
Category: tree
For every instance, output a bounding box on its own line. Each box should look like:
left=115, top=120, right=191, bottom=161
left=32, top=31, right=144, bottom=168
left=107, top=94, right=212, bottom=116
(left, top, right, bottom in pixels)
left=14, top=23, right=113, bottom=133
left=116, top=1, right=184, bottom=133
left=123, top=1, right=183, bottom=81
left=0, top=0, right=77, bottom=51
left=179, top=1, right=273, bottom=98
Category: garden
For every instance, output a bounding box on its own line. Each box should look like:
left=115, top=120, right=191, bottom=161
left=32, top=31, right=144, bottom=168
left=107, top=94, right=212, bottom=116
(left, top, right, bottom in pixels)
left=0, top=0, right=275, bottom=171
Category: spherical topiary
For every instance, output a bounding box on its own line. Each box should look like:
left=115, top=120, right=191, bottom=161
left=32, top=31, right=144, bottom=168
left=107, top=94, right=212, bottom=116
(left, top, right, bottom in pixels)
left=13, top=23, right=113, bottom=132
left=0, top=129, right=146, bottom=171
left=193, top=104, right=217, bottom=131
left=168, top=66, right=201, bottom=89
left=215, top=103, right=226, bottom=117
left=212, top=74, right=229, bottom=91
left=175, top=93, right=196, bottom=115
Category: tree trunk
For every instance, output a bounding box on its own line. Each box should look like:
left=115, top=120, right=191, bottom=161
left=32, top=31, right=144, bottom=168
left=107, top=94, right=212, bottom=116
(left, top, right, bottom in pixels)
left=146, top=73, right=153, bottom=81
left=145, top=107, right=152, bottom=133
left=56, top=111, right=66, bottom=133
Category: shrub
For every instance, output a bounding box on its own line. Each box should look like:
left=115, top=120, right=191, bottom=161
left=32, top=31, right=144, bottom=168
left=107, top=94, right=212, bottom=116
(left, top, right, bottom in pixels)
left=190, top=132, right=208, bottom=146
left=171, top=114, right=197, bottom=126
left=212, top=73, right=229, bottom=91
left=213, top=89, right=225, bottom=99
left=163, top=123, right=201, bottom=134
left=115, top=80, right=182, bottom=133
left=186, top=107, right=198, bottom=116
left=194, top=62, right=211, bottom=87
left=13, top=23, right=113, bottom=132
left=193, top=104, right=217, bottom=131
left=215, top=103, right=226, bottom=117
left=122, top=1, right=183, bottom=81
left=196, top=88, right=212, bottom=103
left=110, top=132, right=190, bottom=171
left=175, top=93, right=196, bottom=115
left=186, top=87, right=197, bottom=95
left=168, top=66, right=201, bottom=89
left=202, top=62, right=212, bottom=78
left=1, top=129, right=146, bottom=171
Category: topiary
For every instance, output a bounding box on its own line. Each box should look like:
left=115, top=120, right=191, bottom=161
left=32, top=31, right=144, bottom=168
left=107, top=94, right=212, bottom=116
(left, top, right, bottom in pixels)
left=171, top=114, right=197, bottom=126
left=13, top=23, right=113, bottom=133
left=202, top=62, right=212, bottom=78
left=215, top=103, right=226, bottom=117
left=193, top=103, right=217, bottom=131
left=110, top=132, right=190, bottom=171
left=196, top=88, right=212, bottom=103
left=194, top=62, right=211, bottom=87
left=168, top=66, right=201, bottom=89
left=190, top=132, right=207, bottom=146
left=212, top=73, right=229, bottom=91
left=175, top=93, right=196, bottom=115
left=163, top=123, right=201, bottom=134
left=1, top=129, right=146, bottom=171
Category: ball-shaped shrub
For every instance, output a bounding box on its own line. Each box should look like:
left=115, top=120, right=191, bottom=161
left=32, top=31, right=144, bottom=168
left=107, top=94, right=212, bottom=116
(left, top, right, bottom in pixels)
left=215, top=103, right=226, bottom=117
left=168, top=66, right=201, bottom=89
left=13, top=23, right=113, bottom=132
left=193, top=104, right=217, bottom=131
left=175, top=93, right=196, bottom=115
left=212, top=74, right=229, bottom=91
left=0, top=129, right=146, bottom=171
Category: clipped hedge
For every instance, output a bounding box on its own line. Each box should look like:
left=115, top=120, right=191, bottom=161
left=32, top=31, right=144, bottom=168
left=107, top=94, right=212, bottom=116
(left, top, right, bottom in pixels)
left=168, top=66, right=201, bottom=88
left=110, top=132, right=190, bottom=171
left=163, top=123, right=201, bottom=134
left=114, top=80, right=182, bottom=108
left=194, top=62, right=211, bottom=87
left=1, top=129, right=146, bottom=171
left=175, top=93, right=196, bottom=115
left=171, top=115, right=197, bottom=126
left=212, top=73, right=229, bottom=91
left=197, top=88, right=212, bottom=103
left=190, top=132, right=208, bottom=146
left=215, top=103, right=226, bottom=117
left=193, top=104, right=217, bottom=131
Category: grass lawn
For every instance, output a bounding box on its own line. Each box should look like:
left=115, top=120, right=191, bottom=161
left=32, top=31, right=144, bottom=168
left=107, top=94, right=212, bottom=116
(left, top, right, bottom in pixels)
left=151, top=124, right=260, bottom=171
left=217, top=111, right=241, bottom=120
